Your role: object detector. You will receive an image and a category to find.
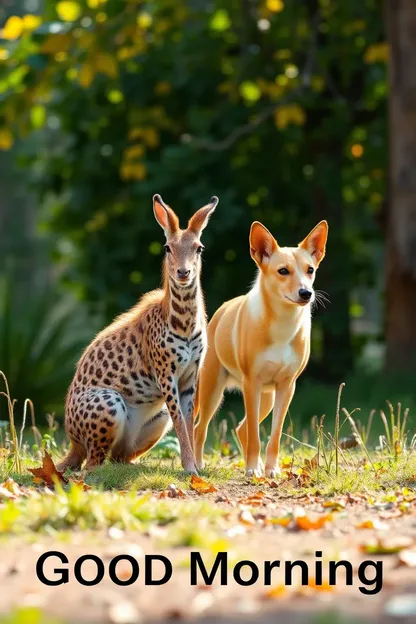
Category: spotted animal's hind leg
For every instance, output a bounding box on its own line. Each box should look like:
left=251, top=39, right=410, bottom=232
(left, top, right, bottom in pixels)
left=120, top=407, right=171, bottom=464
left=69, top=388, right=128, bottom=471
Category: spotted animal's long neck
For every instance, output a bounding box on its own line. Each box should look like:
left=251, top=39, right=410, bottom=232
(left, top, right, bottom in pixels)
left=166, top=276, right=204, bottom=337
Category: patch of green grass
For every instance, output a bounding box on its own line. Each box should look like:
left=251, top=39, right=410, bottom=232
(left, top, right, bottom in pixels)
left=0, top=481, right=225, bottom=545
left=84, top=455, right=234, bottom=491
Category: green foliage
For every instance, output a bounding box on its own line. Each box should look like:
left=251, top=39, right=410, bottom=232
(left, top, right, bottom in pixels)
left=0, top=0, right=388, bottom=377
left=0, top=273, right=92, bottom=421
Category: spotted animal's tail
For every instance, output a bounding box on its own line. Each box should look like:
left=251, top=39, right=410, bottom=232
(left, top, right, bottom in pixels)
left=57, top=442, right=86, bottom=472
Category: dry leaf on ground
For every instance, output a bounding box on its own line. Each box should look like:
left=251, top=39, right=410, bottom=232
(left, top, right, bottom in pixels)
left=263, top=584, right=288, bottom=599
left=360, top=536, right=414, bottom=555
left=0, top=478, right=25, bottom=500
left=295, top=513, right=332, bottom=531
left=190, top=474, right=217, bottom=494
left=28, top=452, right=68, bottom=487
left=159, top=484, right=186, bottom=499
left=355, top=519, right=389, bottom=530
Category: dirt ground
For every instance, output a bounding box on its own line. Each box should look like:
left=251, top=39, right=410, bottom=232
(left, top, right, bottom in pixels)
left=2, top=481, right=416, bottom=624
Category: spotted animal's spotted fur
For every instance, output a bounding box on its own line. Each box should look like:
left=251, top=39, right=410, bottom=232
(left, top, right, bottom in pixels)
left=59, top=194, right=219, bottom=474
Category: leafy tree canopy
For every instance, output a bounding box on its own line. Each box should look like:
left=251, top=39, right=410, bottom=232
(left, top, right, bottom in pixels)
left=0, top=0, right=387, bottom=377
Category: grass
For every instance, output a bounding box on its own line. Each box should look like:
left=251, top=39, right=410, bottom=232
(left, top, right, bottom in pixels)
left=1, top=371, right=416, bottom=543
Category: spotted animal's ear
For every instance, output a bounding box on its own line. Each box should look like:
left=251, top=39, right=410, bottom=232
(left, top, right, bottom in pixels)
left=187, top=196, right=219, bottom=236
left=153, top=194, right=179, bottom=237
left=249, top=221, right=278, bottom=266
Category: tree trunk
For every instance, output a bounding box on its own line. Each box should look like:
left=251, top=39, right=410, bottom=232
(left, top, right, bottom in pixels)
left=385, top=0, right=416, bottom=370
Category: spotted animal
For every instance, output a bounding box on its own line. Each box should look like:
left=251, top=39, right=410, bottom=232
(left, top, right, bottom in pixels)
left=58, top=194, right=219, bottom=474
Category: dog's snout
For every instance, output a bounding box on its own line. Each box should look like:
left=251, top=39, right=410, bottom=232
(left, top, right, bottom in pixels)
left=177, top=268, right=190, bottom=279
left=298, top=288, right=312, bottom=301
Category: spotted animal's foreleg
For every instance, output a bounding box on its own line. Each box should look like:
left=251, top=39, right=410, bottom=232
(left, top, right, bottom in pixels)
left=179, top=365, right=199, bottom=453
left=158, top=377, right=197, bottom=473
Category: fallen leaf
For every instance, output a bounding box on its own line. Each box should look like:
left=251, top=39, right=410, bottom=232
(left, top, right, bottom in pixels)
left=269, top=480, right=281, bottom=488
left=263, top=584, right=287, bottom=599
left=355, top=519, right=389, bottom=530
left=159, top=484, right=186, bottom=499
left=303, top=454, right=319, bottom=473
left=215, top=494, right=232, bottom=504
left=238, top=491, right=271, bottom=506
left=28, top=452, right=67, bottom=487
left=295, top=513, right=332, bottom=531
left=398, top=549, right=416, bottom=568
left=69, top=478, right=91, bottom=491
left=322, top=499, right=346, bottom=511
left=269, top=515, right=292, bottom=527
left=360, top=536, right=413, bottom=555
left=306, top=578, right=335, bottom=592
left=190, top=474, right=217, bottom=494
left=0, top=478, right=24, bottom=500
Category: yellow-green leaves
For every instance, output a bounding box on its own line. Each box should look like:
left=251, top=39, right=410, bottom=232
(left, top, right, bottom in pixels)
left=240, top=81, right=261, bottom=103
left=267, top=0, right=284, bottom=12
left=31, top=105, right=46, bottom=130
left=1, top=16, right=24, bottom=40
left=364, top=42, right=389, bottom=63
left=275, top=104, right=306, bottom=129
left=56, top=2, right=81, bottom=22
left=1, top=14, right=41, bottom=40
left=0, top=128, right=13, bottom=151
left=210, top=10, right=231, bottom=32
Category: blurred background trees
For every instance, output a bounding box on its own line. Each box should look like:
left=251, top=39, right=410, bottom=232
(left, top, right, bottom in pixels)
left=1, top=0, right=413, bottom=426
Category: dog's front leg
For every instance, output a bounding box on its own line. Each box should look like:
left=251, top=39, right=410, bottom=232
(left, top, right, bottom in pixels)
left=242, top=378, right=262, bottom=477
left=265, top=382, right=296, bottom=478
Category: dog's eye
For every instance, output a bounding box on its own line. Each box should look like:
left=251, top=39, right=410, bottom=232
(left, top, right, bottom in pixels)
left=196, top=245, right=204, bottom=254
left=307, top=266, right=314, bottom=274
left=278, top=268, right=290, bottom=276
left=164, top=244, right=171, bottom=254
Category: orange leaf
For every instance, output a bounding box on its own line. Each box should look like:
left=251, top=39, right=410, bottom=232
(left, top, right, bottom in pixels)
left=295, top=513, right=332, bottom=531
left=355, top=519, right=388, bottom=530
left=303, top=453, right=319, bottom=473
left=307, top=578, right=335, bottom=592
left=264, top=584, right=287, bottom=599
left=269, top=516, right=292, bottom=527
left=190, top=474, right=217, bottom=494
left=28, top=452, right=68, bottom=487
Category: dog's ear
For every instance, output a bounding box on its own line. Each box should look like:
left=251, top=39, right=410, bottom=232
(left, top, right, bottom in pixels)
left=153, top=194, right=179, bottom=237
left=249, top=222, right=278, bottom=266
left=299, top=220, right=328, bottom=265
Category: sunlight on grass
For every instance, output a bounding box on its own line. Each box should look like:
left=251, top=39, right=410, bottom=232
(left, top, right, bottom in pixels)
left=0, top=481, right=225, bottom=544
left=84, top=456, right=234, bottom=491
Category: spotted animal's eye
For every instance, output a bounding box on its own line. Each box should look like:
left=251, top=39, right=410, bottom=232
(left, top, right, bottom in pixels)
left=164, top=244, right=171, bottom=254
left=278, top=267, right=290, bottom=276
left=196, top=245, right=204, bottom=254
left=307, top=266, right=314, bottom=274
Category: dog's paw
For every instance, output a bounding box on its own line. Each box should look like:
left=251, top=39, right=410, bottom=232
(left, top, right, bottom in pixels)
left=245, top=468, right=263, bottom=479
left=265, top=466, right=281, bottom=479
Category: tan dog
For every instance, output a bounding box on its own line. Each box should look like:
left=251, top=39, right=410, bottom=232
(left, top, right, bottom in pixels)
left=194, top=220, right=328, bottom=477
